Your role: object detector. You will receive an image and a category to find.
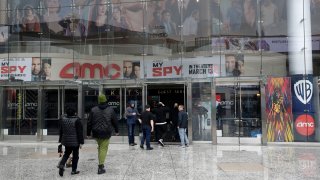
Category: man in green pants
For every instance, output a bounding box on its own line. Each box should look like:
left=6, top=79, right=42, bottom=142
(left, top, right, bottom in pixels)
left=87, top=94, right=119, bottom=174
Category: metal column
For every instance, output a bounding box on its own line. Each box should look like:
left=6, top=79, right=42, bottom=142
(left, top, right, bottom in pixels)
left=0, top=86, right=4, bottom=141
left=78, top=84, right=86, bottom=137
left=187, top=80, right=193, bottom=144
left=260, top=80, right=267, bottom=145
left=211, top=78, right=217, bottom=144
left=37, top=86, right=44, bottom=141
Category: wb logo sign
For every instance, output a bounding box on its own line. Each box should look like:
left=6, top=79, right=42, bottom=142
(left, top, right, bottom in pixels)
left=294, top=80, right=313, bottom=104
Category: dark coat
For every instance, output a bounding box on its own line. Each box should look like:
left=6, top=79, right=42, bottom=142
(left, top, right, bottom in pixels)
left=59, top=116, right=84, bottom=147
left=178, top=111, right=188, bottom=129
left=87, top=103, right=119, bottom=139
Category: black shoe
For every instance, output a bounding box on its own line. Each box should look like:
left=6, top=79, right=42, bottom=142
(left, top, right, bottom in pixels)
left=133, top=143, right=137, bottom=146
left=98, top=164, right=106, bottom=175
left=58, top=165, right=64, bottom=177
left=140, top=145, right=144, bottom=149
left=71, top=171, right=80, bottom=175
left=146, top=147, right=153, bottom=150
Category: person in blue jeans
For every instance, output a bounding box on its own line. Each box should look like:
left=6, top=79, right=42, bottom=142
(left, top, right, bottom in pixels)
left=140, top=105, right=154, bottom=150
left=126, top=101, right=140, bottom=146
left=178, top=105, right=189, bottom=148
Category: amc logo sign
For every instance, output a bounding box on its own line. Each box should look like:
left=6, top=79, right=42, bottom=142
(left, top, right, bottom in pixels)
left=295, top=114, right=315, bottom=136
left=60, top=63, right=121, bottom=79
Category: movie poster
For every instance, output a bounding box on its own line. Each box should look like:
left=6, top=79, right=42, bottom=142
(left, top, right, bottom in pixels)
left=0, top=58, right=32, bottom=81
left=265, top=77, right=294, bottom=142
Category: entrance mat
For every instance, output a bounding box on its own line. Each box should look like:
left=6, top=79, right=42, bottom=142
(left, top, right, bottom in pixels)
left=218, top=162, right=264, bottom=172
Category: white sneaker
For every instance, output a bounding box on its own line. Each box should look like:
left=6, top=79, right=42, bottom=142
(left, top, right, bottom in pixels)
left=158, top=139, right=164, bottom=147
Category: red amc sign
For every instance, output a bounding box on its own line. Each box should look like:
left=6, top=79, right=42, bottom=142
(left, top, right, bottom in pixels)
left=60, top=63, right=121, bottom=79
left=295, top=114, right=315, bottom=136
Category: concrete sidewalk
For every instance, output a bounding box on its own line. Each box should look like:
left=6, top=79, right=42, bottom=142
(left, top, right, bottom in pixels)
left=0, top=142, right=319, bottom=180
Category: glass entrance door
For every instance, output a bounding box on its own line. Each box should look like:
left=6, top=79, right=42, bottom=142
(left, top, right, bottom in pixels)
left=145, top=83, right=187, bottom=143
left=216, top=84, right=262, bottom=144
left=3, top=87, right=38, bottom=140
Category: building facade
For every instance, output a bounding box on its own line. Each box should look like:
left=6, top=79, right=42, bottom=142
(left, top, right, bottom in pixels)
left=0, top=0, right=319, bottom=145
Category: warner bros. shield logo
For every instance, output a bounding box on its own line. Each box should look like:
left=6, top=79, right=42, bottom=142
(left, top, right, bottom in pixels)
left=294, top=80, right=313, bottom=104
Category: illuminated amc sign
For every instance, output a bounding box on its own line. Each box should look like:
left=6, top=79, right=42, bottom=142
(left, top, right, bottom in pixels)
left=60, top=63, right=121, bottom=79
left=295, top=114, right=315, bottom=136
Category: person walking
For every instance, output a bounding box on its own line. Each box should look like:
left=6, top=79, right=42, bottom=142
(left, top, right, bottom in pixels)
left=139, top=105, right=154, bottom=150
left=178, top=105, right=189, bottom=148
left=170, top=103, right=179, bottom=141
left=126, top=101, right=140, bottom=146
left=152, top=102, right=170, bottom=146
left=58, top=108, right=84, bottom=177
left=87, top=94, right=119, bottom=175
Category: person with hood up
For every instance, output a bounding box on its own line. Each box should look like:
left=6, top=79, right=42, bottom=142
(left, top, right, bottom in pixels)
left=87, top=94, right=119, bottom=175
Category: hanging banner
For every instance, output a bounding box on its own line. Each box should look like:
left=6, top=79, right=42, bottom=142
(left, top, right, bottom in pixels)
left=0, top=58, right=32, bottom=81
left=291, top=74, right=315, bottom=141
left=265, top=77, right=294, bottom=142
left=145, top=56, right=224, bottom=79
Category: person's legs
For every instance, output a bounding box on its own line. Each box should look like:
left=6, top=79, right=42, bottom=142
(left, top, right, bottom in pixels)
left=96, top=138, right=110, bottom=165
left=127, top=124, right=131, bottom=144
left=71, top=146, right=79, bottom=172
left=58, top=146, right=72, bottom=176
left=131, top=124, right=135, bottom=144
left=157, top=125, right=166, bottom=146
left=178, top=128, right=185, bottom=146
left=145, top=126, right=151, bottom=149
left=59, top=146, right=72, bottom=167
left=140, top=126, right=146, bottom=147
left=184, top=128, right=189, bottom=145
left=160, top=124, right=167, bottom=140
left=128, top=124, right=135, bottom=144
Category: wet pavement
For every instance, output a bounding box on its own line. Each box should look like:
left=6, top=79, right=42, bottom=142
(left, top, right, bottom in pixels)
left=0, top=141, right=320, bottom=180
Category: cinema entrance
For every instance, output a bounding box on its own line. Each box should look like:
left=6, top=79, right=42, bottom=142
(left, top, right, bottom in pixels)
left=144, top=82, right=188, bottom=143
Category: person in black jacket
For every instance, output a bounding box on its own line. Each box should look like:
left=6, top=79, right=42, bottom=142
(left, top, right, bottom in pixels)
left=87, top=94, right=119, bottom=175
left=178, top=105, right=189, bottom=148
left=58, top=108, right=84, bottom=176
left=139, top=105, right=154, bottom=150
left=152, top=102, right=170, bottom=146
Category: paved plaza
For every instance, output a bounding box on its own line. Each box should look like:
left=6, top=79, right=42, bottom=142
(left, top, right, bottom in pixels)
left=0, top=141, right=320, bottom=180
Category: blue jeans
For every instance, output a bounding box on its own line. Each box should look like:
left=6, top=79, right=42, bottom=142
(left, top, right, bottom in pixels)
left=178, top=128, right=189, bottom=146
left=141, top=125, right=151, bottom=148
left=127, top=124, right=135, bottom=144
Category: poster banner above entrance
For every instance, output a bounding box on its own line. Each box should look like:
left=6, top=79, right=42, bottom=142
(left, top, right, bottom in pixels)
left=0, top=58, right=32, bottom=81
left=144, top=56, right=225, bottom=79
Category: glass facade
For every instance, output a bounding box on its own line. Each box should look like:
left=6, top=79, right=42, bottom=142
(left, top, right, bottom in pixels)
left=0, top=0, right=319, bottom=144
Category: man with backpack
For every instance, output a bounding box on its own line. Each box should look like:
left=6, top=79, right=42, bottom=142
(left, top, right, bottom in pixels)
left=87, top=94, right=119, bottom=175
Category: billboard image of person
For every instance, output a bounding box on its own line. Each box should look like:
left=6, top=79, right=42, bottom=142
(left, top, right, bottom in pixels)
left=22, top=5, right=40, bottom=32
left=123, top=60, right=140, bottom=79
left=240, top=0, right=258, bottom=35
left=41, top=0, right=65, bottom=35
left=225, top=54, right=244, bottom=77
left=31, top=57, right=43, bottom=81
left=42, top=59, right=52, bottom=80
left=132, top=62, right=141, bottom=79
left=88, top=0, right=110, bottom=36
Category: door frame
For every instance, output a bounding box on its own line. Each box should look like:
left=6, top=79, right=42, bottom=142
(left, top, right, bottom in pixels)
left=143, top=80, right=190, bottom=143
left=214, top=77, right=265, bottom=145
